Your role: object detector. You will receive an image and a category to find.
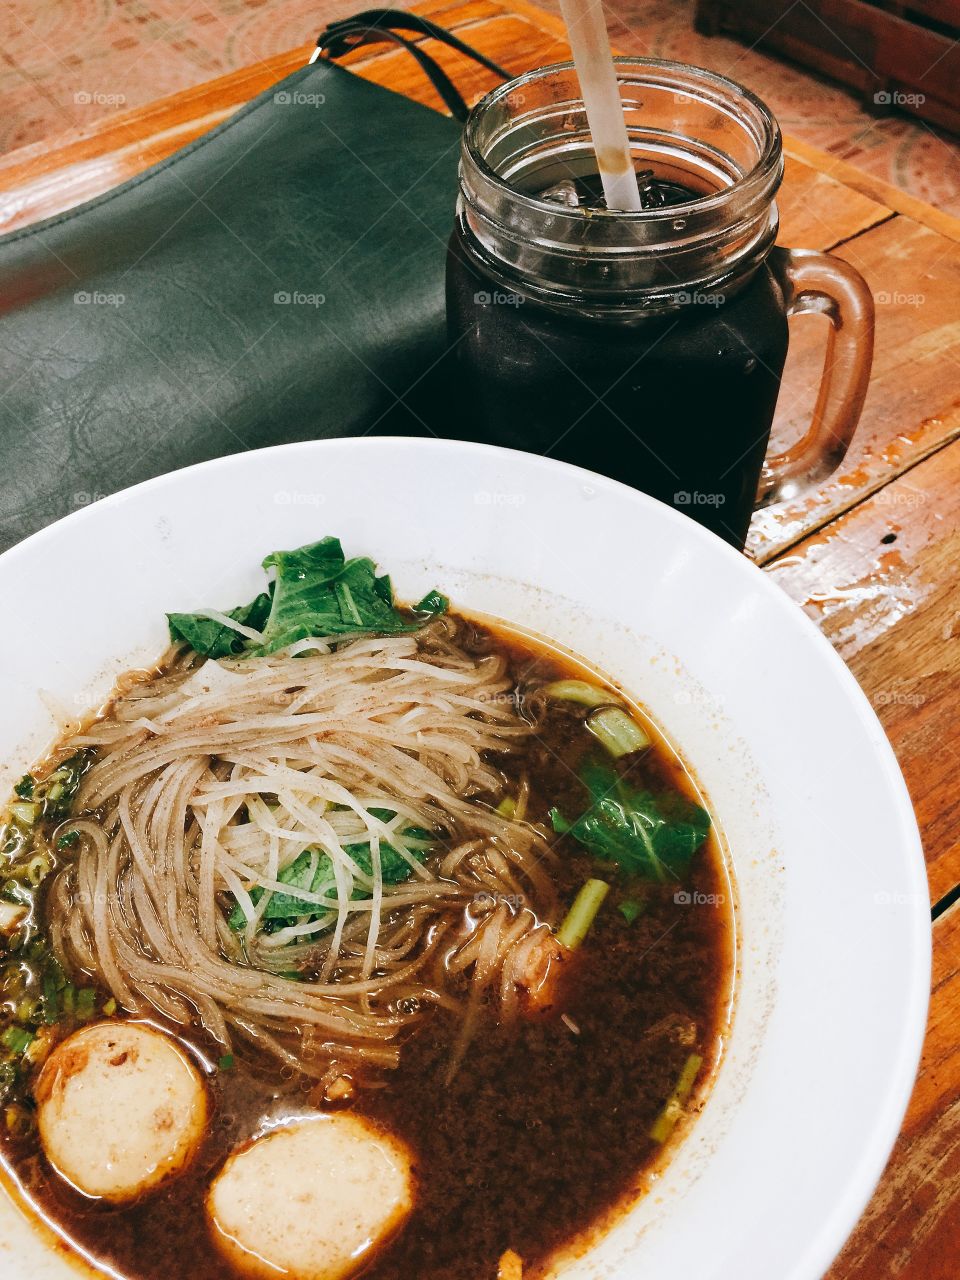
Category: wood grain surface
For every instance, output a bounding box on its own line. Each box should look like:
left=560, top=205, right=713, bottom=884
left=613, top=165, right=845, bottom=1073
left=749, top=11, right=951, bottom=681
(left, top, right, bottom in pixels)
left=1, top=3, right=956, bottom=1276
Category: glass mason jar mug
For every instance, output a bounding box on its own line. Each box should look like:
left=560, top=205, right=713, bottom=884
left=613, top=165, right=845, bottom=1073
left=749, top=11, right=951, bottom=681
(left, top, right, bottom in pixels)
left=446, top=59, right=875, bottom=549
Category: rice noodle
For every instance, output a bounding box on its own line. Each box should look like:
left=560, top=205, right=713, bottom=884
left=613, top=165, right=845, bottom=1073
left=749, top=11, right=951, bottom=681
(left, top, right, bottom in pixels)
left=49, top=620, right=555, bottom=1078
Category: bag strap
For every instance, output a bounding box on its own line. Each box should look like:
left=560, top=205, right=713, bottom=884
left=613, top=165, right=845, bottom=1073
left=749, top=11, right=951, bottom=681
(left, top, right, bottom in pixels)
left=315, top=8, right=510, bottom=122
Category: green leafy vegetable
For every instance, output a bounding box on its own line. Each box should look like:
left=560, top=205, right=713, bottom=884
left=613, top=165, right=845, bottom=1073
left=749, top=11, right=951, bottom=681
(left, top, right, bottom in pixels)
left=168, top=537, right=447, bottom=659
left=167, top=591, right=271, bottom=660
left=618, top=897, right=646, bottom=925
left=550, top=762, right=710, bottom=881
left=413, top=589, right=449, bottom=617
left=261, top=540, right=408, bottom=652
left=229, top=813, right=432, bottom=932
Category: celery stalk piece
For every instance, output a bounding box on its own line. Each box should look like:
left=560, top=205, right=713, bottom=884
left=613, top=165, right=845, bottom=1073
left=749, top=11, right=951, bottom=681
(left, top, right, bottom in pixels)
left=649, top=1052, right=704, bottom=1142
left=556, top=878, right=610, bottom=950
left=586, top=708, right=651, bottom=758
left=542, top=679, right=613, bottom=708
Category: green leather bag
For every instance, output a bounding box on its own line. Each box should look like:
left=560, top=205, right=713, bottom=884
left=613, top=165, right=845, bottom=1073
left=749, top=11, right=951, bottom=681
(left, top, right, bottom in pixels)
left=0, top=12, right=507, bottom=552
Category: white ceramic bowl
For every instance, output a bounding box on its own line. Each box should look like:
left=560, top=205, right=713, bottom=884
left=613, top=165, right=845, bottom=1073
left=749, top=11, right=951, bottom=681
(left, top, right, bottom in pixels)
left=0, top=439, right=929, bottom=1280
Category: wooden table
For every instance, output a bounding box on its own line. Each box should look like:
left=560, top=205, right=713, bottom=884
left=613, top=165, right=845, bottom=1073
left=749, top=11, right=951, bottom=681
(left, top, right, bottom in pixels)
left=2, top=2, right=958, bottom=1274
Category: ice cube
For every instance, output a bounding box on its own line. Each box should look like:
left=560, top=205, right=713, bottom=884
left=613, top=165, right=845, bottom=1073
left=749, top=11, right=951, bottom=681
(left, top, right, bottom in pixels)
left=538, top=179, right=581, bottom=208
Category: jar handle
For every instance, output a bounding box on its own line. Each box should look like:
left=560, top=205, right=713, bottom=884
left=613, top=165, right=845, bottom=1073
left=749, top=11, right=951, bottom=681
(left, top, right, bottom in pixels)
left=757, top=247, right=874, bottom=507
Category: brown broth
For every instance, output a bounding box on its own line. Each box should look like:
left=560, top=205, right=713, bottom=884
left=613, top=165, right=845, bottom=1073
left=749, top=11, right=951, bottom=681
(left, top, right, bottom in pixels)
left=0, top=617, right=733, bottom=1280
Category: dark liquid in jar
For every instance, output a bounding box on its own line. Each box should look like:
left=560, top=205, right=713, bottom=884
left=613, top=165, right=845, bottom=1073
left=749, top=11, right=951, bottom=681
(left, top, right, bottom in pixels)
left=445, top=168, right=789, bottom=549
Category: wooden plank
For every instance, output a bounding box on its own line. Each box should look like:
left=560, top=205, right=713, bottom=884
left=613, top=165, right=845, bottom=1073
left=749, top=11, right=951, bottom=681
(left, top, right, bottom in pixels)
left=824, top=901, right=960, bottom=1280
left=778, top=153, right=893, bottom=249
left=769, top=442, right=958, bottom=1280
left=749, top=213, right=960, bottom=562
left=702, top=0, right=960, bottom=134
left=882, top=0, right=958, bottom=29
left=825, top=0, right=960, bottom=105
left=783, top=135, right=960, bottom=245
left=765, top=438, right=960, bottom=902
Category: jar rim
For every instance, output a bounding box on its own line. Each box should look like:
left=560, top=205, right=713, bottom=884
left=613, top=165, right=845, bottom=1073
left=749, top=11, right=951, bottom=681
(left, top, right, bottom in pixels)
left=462, top=56, right=783, bottom=221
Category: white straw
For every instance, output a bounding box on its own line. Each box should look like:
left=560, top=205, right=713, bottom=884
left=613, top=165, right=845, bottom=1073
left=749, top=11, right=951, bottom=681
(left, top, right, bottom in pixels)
left=559, top=0, right=642, bottom=211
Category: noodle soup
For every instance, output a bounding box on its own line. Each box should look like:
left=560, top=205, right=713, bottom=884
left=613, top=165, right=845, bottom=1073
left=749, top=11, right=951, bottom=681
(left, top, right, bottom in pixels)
left=0, top=538, right=732, bottom=1280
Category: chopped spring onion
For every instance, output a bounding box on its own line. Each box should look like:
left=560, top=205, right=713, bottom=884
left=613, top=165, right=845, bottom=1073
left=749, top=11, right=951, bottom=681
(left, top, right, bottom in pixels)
left=618, top=898, right=646, bottom=925
left=498, top=1249, right=523, bottom=1280
left=75, top=988, right=97, bottom=1021
left=25, top=853, right=52, bottom=887
left=24, top=1026, right=55, bottom=1068
left=542, top=679, right=613, bottom=708
left=1, top=880, right=34, bottom=908
left=585, top=707, right=650, bottom=758
left=497, top=779, right=529, bottom=822
left=556, top=878, right=610, bottom=950
left=41, top=970, right=60, bottom=1024
left=1, top=1026, right=34, bottom=1055
left=218, top=1054, right=235, bottom=1071
left=5, top=1104, right=31, bottom=1135
left=649, top=1052, right=703, bottom=1143
left=9, top=802, right=39, bottom=828
left=103, top=997, right=117, bottom=1016
left=57, top=830, right=80, bottom=850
